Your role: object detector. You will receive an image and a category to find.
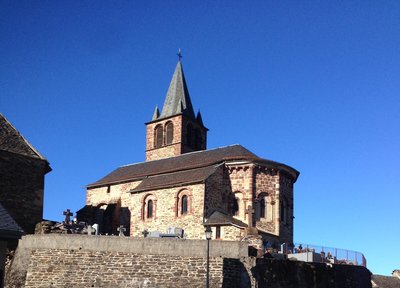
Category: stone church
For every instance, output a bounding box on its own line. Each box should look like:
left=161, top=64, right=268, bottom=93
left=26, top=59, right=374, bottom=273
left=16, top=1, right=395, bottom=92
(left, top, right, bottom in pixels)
left=79, top=60, right=299, bottom=245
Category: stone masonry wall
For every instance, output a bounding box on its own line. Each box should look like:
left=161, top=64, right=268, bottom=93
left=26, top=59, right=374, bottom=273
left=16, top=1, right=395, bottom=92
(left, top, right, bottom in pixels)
left=278, top=173, right=294, bottom=244
left=227, top=164, right=254, bottom=223
left=204, top=165, right=244, bottom=241
left=145, top=115, right=183, bottom=161
left=7, top=235, right=371, bottom=288
left=130, top=183, right=206, bottom=239
left=86, top=180, right=141, bottom=235
left=254, top=167, right=280, bottom=236
left=25, top=249, right=227, bottom=288
left=7, top=234, right=248, bottom=288
left=0, top=151, right=47, bottom=234
left=145, top=114, right=207, bottom=161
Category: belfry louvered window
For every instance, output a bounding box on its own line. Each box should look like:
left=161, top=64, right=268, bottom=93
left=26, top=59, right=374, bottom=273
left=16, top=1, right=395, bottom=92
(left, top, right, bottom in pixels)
left=154, top=125, right=163, bottom=148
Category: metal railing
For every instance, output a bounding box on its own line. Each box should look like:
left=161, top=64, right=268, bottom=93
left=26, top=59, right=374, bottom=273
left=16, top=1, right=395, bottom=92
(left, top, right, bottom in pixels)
left=279, top=243, right=367, bottom=267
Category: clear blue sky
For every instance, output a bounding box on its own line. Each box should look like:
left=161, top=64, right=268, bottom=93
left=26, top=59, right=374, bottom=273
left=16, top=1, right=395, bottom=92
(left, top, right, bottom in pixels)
left=1, top=1, right=399, bottom=276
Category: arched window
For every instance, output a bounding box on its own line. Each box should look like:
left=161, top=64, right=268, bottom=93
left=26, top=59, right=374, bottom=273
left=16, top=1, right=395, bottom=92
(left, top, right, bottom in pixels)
left=154, top=125, right=163, bottom=148
left=142, top=194, right=157, bottom=221
left=186, top=123, right=193, bottom=147
left=165, top=122, right=174, bottom=145
left=260, top=197, right=266, bottom=218
left=181, top=195, right=188, bottom=214
left=147, top=200, right=153, bottom=219
left=232, top=197, right=239, bottom=216
left=176, top=189, right=192, bottom=217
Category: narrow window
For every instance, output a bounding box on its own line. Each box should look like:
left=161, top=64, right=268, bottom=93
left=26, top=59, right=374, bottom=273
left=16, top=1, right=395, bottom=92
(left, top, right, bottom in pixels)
left=260, top=197, right=266, bottom=218
left=216, top=226, right=221, bottom=239
left=232, top=197, right=239, bottom=216
left=181, top=195, right=188, bottom=215
left=166, top=122, right=174, bottom=144
left=154, top=125, right=163, bottom=148
left=147, top=200, right=153, bottom=219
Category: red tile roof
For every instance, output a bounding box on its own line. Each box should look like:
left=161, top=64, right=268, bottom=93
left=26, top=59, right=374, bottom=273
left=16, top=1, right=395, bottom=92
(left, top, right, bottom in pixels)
left=130, top=165, right=220, bottom=193
left=87, top=145, right=299, bottom=188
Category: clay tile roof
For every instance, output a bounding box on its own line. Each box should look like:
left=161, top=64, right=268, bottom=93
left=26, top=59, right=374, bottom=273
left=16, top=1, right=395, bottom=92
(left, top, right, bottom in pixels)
left=372, top=275, right=400, bottom=288
left=87, top=145, right=299, bottom=188
left=88, top=145, right=258, bottom=187
left=204, top=210, right=248, bottom=228
left=0, top=202, right=25, bottom=239
left=130, top=165, right=220, bottom=193
left=0, top=113, right=50, bottom=166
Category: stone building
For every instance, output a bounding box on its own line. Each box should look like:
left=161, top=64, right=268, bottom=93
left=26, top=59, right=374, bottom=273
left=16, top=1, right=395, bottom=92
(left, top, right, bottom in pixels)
left=0, top=114, right=51, bottom=234
left=0, top=202, right=24, bottom=288
left=80, top=60, right=299, bottom=245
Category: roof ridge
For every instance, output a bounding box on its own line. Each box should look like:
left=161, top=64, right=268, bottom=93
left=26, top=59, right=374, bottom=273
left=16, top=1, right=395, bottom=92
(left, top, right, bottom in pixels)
left=121, top=144, right=246, bottom=167
left=87, top=144, right=299, bottom=188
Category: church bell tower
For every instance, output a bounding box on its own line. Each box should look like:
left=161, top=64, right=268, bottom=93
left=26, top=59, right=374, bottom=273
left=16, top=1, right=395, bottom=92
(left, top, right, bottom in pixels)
left=145, top=57, right=208, bottom=161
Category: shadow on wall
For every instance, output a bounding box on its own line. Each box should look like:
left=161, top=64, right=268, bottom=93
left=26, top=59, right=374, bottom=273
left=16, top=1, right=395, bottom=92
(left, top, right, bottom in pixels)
left=222, top=258, right=251, bottom=288
left=76, top=204, right=131, bottom=236
left=251, top=258, right=372, bottom=288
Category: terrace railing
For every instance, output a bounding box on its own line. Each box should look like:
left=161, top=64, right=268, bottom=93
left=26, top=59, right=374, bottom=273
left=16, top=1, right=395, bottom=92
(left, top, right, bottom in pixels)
left=277, top=243, right=367, bottom=267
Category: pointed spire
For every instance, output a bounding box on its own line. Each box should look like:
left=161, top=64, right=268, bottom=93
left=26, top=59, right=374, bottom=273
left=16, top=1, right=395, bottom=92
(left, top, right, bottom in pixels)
left=152, top=105, right=160, bottom=120
left=196, top=110, right=204, bottom=126
left=160, top=60, right=196, bottom=120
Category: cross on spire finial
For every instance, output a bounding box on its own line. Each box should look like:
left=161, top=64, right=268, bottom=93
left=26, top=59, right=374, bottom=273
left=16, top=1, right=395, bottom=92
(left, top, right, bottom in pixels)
left=177, top=48, right=182, bottom=61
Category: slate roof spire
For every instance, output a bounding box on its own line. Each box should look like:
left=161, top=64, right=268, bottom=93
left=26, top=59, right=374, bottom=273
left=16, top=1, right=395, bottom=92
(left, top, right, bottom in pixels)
left=152, top=105, right=160, bottom=120
left=160, top=59, right=196, bottom=120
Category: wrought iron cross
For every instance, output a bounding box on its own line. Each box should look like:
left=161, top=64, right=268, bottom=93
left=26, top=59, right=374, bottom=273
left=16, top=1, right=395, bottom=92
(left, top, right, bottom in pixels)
left=63, top=209, right=73, bottom=223
left=177, top=48, right=182, bottom=61
left=117, top=225, right=126, bottom=236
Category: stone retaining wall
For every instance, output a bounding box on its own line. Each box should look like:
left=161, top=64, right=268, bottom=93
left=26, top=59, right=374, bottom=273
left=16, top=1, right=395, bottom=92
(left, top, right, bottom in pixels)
left=25, top=249, right=230, bottom=287
left=6, top=234, right=248, bottom=288
left=6, top=234, right=371, bottom=288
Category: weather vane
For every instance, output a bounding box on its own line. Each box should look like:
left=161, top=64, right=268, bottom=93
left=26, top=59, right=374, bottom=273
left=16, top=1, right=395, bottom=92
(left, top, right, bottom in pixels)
left=177, top=48, right=182, bottom=61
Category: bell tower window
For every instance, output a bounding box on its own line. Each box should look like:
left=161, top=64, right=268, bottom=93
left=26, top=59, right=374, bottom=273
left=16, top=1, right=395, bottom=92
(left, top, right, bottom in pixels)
left=154, top=125, right=163, bottom=148
left=166, top=122, right=174, bottom=145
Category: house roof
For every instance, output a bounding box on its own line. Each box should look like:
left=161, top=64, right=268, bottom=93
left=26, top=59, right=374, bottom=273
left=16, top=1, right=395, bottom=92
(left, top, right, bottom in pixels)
left=158, top=61, right=196, bottom=121
left=371, top=275, right=400, bottom=288
left=87, top=144, right=299, bottom=188
left=0, top=202, right=25, bottom=240
left=0, top=113, right=51, bottom=170
left=204, top=210, right=248, bottom=228
left=130, top=165, right=220, bottom=193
